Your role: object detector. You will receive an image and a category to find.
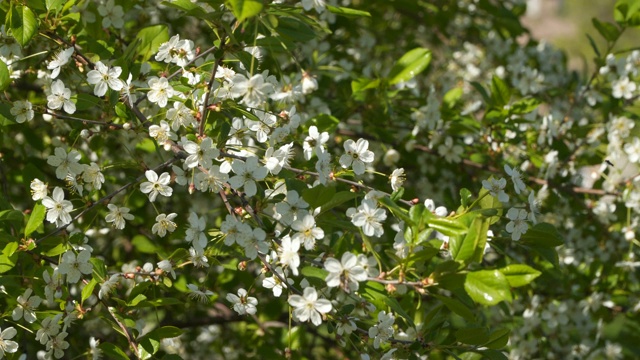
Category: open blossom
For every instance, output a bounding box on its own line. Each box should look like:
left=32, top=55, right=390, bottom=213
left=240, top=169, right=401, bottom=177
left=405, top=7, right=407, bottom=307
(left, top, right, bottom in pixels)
left=482, top=177, right=509, bottom=203
left=140, top=170, right=173, bottom=202
left=82, top=162, right=105, bottom=190
left=58, top=250, right=93, bottom=283
left=152, top=213, right=178, bottom=237
left=105, top=204, right=134, bottom=229
left=47, top=79, right=76, bottom=114
left=262, top=266, right=293, bottom=297
left=278, top=235, right=301, bottom=276
left=227, top=288, right=258, bottom=315
left=348, top=199, right=387, bottom=237
left=47, top=147, right=84, bottom=180
left=166, top=101, right=197, bottom=130
left=87, top=61, right=123, bottom=96
left=0, top=326, right=19, bottom=357
left=339, top=138, right=374, bottom=175
left=187, top=284, right=214, bottom=303
left=195, top=165, right=228, bottom=193
left=324, top=252, right=368, bottom=292
left=229, top=73, right=274, bottom=107
left=288, top=287, right=332, bottom=326
left=390, top=168, right=405, bottom=191
left=10, top=100, right=34, bottom=123
left=291, top=214, right=324, bottom=250
left=47, top=47, right=74, bottom=78
left=274, top=190, right=309, bottom=226
left=98, top=0, right=124, bottom=28
left=612, top=76, right=636, bottom=99
left=42, top=187, right=73, bottom=227
left=147, top=76, right=175, bottom=108
left=506, top=208, right=529, bottom=241
left=31, top=178, right=48, bottom=201
left=186, top=212, right=207, bottom=250
left=228, top=157, right=267, bottom=197
left=504, top=164, right=527, bottom=195
left=303, top=125, right=329, bottom=160
left=369, top=311, right=395, bottom=349
left=155, top=34, right=195, bottom=67
left=12, top=288, right=42, bottom=323
left=182, top=137, right=219, bottom=169
left=149, top=120, right=177, bottom=150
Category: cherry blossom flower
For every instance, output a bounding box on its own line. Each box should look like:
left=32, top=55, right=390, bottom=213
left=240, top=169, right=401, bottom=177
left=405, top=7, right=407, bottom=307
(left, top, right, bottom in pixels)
left=166, top=101, right=196, bottom=130
left=86, top=61, right=123, bottom=96
left=315, top=146, right=332, bottom=185
left=157, top=259, right=176, bottom=279
left=82, top=162, right=105, bottom=190
left=0, top=326, right=19, bottom=357
left=45, top=331, right=69, bottom=359
left=155, top=34, right=195, bottom=67
left=36, top=314, right=62, bottom=345
left=97, top=0, right=124, bottom=29
left=291, top=214, right=324, bottom=250
left=31, top=178, right=48, bottom=201
left=262, top=267, right=293, bottom=297
left=229, top=73, right=274, bottom=107
left=324, top=252, right=368, bottom=292
left=482, top=177, right=509, bottom=203
left=47, top=79, right=76, bottom=114
left=43, top=268, right=63, bottom=304
left=42, top=187, right=73, bottom=227
left=389, top=168, right=406, bottom=191
left=438, top=136, right=463, bottom=163
left=528, top=191, right=539, bottom=224
left=152, top=213, right=178, bottom=237
left=301, top=0, right=326, bottom=13
left=504, top=164, right=527, bottom=195
left=612, top=76, right=636, bottom=99
left=188, top=247, right=209, bottom=268
left=227, top=288, right=258, bottom=315
left=339, top=138, right=374, bottom=175
left=12, top=288, right=42, bottom=323
left=369, top=311, right=395, bottom=349
left=140, top=170, right=173, bottom=202
left=182, top=137, right=219, bottom=169
left=105, top=204, right=134, bottom=230
left=149, top=120, right=177, bottom=150
left=186, top=212, right=207, bottom=250
left=99, top=274, right=120, bottom=299
left=147, top=76, right=175, bottom=108
left=506, top=208, right=529, bottom=241
left=221, top=214, right=252, bottom=246
left=195, top=165, right=228, bottom=193
left=46, top=47, right=74, bottom=78
left=238, top=227, right=269, bottom=260
left=348, top=199, right=387, bottom=237
left=229, top=157, right=267, bottom=197
left=10, top=100, right=34, bottom=123
left=274, top=190, right=309, bottom=226
left=303, top=125, right=329, bottom=160
left=58, top=250, right=93, bottom=283
left=278, top=235, right=301, bottom=276
left=301, top=71, right=318, bottom=94
left=187, top=284, right=214, bottom=303
left=47, top=147, right=84, bottom=180
left=288, top=287, right=332, bottom=326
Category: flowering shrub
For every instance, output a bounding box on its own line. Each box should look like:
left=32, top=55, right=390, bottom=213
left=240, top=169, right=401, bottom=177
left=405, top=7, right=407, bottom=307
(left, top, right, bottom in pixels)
left=0, top=0, right=639, bottom=359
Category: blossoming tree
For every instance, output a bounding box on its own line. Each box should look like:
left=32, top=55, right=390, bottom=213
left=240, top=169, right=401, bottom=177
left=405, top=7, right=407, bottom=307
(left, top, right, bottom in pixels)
left=0, top=0, right=639, bottom=359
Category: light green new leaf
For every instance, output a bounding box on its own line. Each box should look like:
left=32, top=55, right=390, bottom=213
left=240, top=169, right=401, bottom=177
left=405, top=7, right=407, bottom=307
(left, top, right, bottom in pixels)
left=0, top=242, right=19, bottom=273
left=134, top=25, right=169, bottom=61
left=450, top=215, right=487, bottom=264
left=490, top=75, right=510, bottom=108
left=464, top=270, right=512, bottom=306
left=99, top=343, right=130, bottom=360
left=615, top=0, right=640, bottom=26
left=326, top=6, right=371, bottom=18
left=0, top=59, right=10, bottom=91
left=499, top=264, right=541, bottom=288
left=46, top=0, right=65, bottom=12
left=25, top=204, right=46, bottom=238
left=425, top=216, right=467, bottom=238
left=227, top=0, right=263, bottom=23
left=388, top=48, right=432, bottom=85
left=81, top=278, right=98, bottom=304
left=9, top=5, right=39, bottom=47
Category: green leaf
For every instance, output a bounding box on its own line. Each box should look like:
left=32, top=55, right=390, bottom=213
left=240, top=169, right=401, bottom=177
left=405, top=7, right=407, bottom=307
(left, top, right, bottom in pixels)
left=469, top=81, right=491, bottom=104
left=9, top=5, right=39, bottom=47
left=499, top=264, right=541, bottom=287
left=425, top=215, right=467, bottom=237
left=490, top=75, right=510, bottom=108
left=592, top=18, right=620, bottom=42
left=90, top=257, right=108, bottom=280
left=82, top=278, right=98, bottom=304
left=432, top=294, right=475, bottom=321
left=312, top=113, right=340, bottom=133
left=99, top=343, right=130, bottom=360
left=0, top=209, right=23, bottom=222
left=464, top=270, right=512, bottom=306
left=615, top=0, right=640, bottom=26
left=0, top=242, right=19, bottom=273
left=128, top=294, right=148, bottom=307
left=351, top=77, right=380, bottom=99
left=379, top=196, right=413, bottom=226
left=326, top=5, right=371, bottom=18
left=484, top=328, right=510, bottom=349
left=319, top=191, right=359, bottom=214
left=132, top=235, right=158, bottom=254
left=133, top=25, right=170, bottom=61
left=459, top=188, right=472, bottom=208
left=25, top=204, right=46, bottom=238
left=509, top=97, right=541, bottom=115
left=227, top=0, right=263, bottom=23
left=0, top=59, right=10, bottom=91
left=455, top=327, right=490, bottom=345
left=519, top=222, right=563, bottom=247
left=302, top=184, right=336, bottom=209
left=388, top=48, right=432, bottom=85
left=586, top=34, right=601, bottom=58
left=74, top=93, right=102, bottom=112
left=451, top=215, right=487, bottom=263
left=300, top=266, right=328, bottom=288
left=143, top=326, right=184, bottom=340
left=46, top=0, right=66, bottom=12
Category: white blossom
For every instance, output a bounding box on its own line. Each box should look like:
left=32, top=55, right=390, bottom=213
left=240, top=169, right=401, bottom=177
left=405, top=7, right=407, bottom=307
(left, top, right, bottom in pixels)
left=105, top=204, right=134, bottom=230
left=339, top=138, right=374, bottom=175
left=42, top=187, right=73, bottom=227
left=58, top=250, right=93, bottom=283
left=288, top=287, right=332, bottom=326
left=226, top=288, right=258, bottom=315
left=140, top=170, right=173, bottom=202
left=324, top=252, right=368, bottom=292
left=12, top=288, right=42, bottom=323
